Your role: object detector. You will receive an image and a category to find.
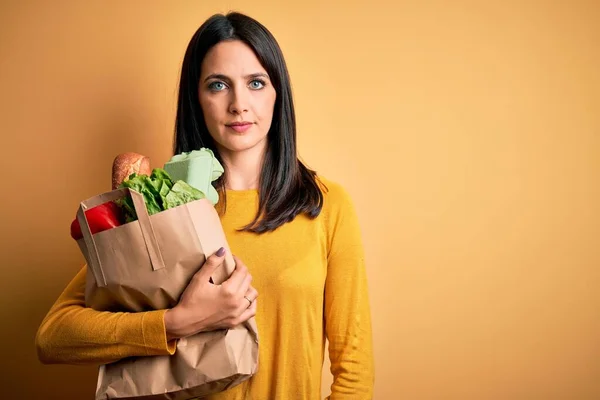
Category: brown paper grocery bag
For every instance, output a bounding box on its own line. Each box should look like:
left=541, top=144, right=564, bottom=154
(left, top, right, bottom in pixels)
left=75, top=187, right=258, bottom=400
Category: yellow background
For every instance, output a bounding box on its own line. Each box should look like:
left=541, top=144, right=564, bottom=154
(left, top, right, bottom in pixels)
left=1, top=1, right=599, bottom=399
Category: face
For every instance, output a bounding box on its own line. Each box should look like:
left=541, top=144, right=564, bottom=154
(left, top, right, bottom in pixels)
left=198, top=40, right=277, bottom=156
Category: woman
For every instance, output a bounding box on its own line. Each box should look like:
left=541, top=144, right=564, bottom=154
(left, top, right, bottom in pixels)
left=36, top=11, right=374, bottom=399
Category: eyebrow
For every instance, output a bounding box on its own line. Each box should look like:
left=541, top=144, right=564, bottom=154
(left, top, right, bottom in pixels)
left=203, top=72, right=269, bottom=82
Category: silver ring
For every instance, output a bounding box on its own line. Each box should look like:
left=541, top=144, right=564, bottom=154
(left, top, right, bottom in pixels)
left=244, top=296, right=253, bottom=307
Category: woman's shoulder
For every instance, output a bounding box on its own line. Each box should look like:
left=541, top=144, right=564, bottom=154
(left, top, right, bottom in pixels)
left=315, top=175, right=356, bottom=214
left=313, top=175, right=362, bottom=240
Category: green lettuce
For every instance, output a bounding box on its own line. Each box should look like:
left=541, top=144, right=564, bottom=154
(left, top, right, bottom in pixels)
left=117, top=168, right=205, bottom=222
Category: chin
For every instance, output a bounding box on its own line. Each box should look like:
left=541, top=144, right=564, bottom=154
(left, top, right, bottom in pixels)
left=217, top=135, right=268, bottom=154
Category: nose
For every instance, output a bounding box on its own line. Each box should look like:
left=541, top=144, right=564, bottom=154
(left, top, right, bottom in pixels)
left=228, top=86, right=249, bottom=115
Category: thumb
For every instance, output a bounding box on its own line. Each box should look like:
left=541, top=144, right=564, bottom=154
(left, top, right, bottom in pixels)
left=197, top=247, right=226, bottom=280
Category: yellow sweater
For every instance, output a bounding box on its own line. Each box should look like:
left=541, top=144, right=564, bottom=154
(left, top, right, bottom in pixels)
left=36, top=177, right=374, bottom=399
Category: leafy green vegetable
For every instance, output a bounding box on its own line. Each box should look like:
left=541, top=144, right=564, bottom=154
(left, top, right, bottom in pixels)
left=163, top=148, right=224, bottom=205
left=164, top=181, right=206, bottom=209
left=116, top=168, right=205, bottom=222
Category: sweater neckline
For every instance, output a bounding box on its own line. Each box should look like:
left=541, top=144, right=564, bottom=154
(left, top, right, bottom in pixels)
left=225, top=188, right=258, bottom=197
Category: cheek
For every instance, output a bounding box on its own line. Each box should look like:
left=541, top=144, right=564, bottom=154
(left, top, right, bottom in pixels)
left=198, top=98, right=225, bottom=142
left=257, top=91, right=277, bottom=122
left=199, top=98, right=221, bottom=124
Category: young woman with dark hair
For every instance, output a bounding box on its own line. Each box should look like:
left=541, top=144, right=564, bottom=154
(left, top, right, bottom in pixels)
left=36, top=12, right=374, bottom=399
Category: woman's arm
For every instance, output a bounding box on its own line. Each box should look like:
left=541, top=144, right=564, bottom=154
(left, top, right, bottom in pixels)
left=323, top=183, right=375, bottom=399
left=35, top=266, right=176, bottom=366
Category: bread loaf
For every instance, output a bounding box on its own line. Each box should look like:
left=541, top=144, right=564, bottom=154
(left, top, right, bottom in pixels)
left=112, top=152, right=151, bottom=189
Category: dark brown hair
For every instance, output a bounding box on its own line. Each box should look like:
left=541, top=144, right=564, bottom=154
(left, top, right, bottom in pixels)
left=173, top=12, right=324, bottom=233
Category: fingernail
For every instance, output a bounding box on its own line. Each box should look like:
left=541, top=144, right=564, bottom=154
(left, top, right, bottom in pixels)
left=216, top=247, right=225, bottom=257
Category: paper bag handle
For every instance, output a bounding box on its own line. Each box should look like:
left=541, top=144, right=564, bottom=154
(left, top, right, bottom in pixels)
left=77, top=187, right=166, bottom=287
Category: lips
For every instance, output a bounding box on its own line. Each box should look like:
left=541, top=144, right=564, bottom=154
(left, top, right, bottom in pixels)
left=226, top=121, right=253, bottom=133
left=227, top=121, right=252, bottom=126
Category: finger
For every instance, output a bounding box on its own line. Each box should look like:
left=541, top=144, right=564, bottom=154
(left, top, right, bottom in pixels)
left=245, top=286, right=258, bottom=302
left=196, top=247, right=226, bottom=281
left=235, top=287, right=258, bottom=314
left=237, top=298, right=257, bottom=322
left=224, top=256, right=249, bottom=288
left=235, top=269, right=253, bottom=294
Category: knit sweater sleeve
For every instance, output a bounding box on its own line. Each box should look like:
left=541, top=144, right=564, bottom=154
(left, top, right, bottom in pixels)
left=321, top=180, right=375, bottom=399
left=35, top=266, right=176, bottom=365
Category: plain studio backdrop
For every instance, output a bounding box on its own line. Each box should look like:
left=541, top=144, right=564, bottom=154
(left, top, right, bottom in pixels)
left=1, top=1, right=598, bottom=399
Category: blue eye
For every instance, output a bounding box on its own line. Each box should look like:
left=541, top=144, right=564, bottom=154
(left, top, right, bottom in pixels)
left=208, top=81, right=226, bottom=91
left=249, top=80, right=265, bottom=90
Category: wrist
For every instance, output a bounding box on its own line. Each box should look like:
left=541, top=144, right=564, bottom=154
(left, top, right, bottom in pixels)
left=164, top=307, right=186, bottom=341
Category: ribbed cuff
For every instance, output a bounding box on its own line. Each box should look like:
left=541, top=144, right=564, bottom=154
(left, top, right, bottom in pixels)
left=142, top=310, right=177, bottom=355
left=115, top=310, right=176, bottom=357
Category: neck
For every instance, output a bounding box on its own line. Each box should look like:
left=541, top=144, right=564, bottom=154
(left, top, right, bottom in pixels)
left=218, top=144, right=266, bottom=191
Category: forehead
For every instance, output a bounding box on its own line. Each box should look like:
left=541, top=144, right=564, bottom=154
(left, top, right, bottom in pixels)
left=201, top=40, right=266, bottom=76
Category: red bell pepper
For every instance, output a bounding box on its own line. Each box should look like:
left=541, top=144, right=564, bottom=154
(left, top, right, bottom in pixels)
left=70, top=201, right=123, bottom=240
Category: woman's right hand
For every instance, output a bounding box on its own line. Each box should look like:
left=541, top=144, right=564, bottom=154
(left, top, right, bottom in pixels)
left=164, top=248, right=257, bottom=340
